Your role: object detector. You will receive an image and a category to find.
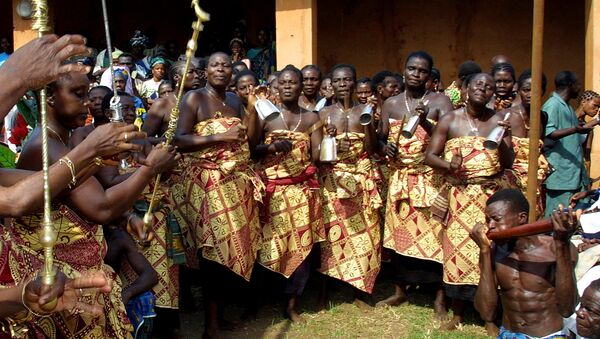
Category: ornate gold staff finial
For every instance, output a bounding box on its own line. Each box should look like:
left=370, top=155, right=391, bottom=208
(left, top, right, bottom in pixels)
left=142, top=0, right=210, bottom=228
left=32, top=0, right=58, bottom=310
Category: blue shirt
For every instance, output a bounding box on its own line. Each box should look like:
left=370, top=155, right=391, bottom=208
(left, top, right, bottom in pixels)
left=543, top=92, right=588, bottom=190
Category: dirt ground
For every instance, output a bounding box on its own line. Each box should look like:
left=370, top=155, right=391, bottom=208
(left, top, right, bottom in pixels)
left=175, top=263, right=490, bottom=339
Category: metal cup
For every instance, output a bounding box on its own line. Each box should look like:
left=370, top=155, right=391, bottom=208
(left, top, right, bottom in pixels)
left=484, top=112, right=511, bottom=150
left=401, top=115, right=420, bottom=138
left=319, top=135, right=337, bottom=162
left=359, top=104, right=374, bottom=125
left=254, top=98, right=281, bottom=121
left=314, top=97, right=327, bottom=112
left=483, top=126, right=506, bottom=150
left=109, top=95, right=124, bottom=122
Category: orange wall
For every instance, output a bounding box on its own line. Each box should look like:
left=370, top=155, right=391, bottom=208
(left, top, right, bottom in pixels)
left=316, top=0, right=585, bottom=94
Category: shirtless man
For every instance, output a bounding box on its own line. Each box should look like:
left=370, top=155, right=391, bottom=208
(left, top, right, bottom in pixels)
left=142, top=59, right=201, bottom=141
left=471, top=188, right=577, bottom=338
left=377, top=51, right=453, bottom=315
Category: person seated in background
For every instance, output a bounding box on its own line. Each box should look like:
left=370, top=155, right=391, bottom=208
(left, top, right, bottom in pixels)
left=575, top=278, right=600, bottom=339
left=471, top=188, right=577, bottom=338
left=139, top=57, right=167, bottom=107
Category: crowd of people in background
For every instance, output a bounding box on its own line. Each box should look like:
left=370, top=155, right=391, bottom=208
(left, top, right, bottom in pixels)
left=0, top=24, right=599, bottom=339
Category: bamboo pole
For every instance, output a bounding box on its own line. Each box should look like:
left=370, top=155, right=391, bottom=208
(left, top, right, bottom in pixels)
left=527, top=0, right=545, bottom=222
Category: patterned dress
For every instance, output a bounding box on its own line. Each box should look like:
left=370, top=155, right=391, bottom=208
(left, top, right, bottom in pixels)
left=1, top=205, right=132, bottom=338
left=318, top=132, right=382, bottom=293
left=171, top=114, right=263, bottom=281
left=432, top=136, right=510, bottom=286
left=257, top=130, right=324, bottom=277
left=506, top=136, right=549, bottom=216
left=383, top=121, right=444, bottom=265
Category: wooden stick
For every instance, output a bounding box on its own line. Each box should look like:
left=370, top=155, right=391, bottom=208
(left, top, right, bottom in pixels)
left=487, top=218, right=552, bottom=240
left=527, top=0, right=545, bottom=222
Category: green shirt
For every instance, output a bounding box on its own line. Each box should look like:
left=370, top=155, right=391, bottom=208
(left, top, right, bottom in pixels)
left=543, top=92, right=588, bottom=190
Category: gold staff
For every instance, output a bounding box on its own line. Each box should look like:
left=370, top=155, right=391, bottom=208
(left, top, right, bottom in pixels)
left=31, top=0, right=58, bottom=310
left=142, top=1, right=210, bottom=227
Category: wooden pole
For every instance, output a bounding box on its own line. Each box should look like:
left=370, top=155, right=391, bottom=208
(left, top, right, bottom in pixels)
left=527, top=0, right=545, bottom=223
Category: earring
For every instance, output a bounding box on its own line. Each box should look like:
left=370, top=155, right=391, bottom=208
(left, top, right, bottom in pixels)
left=465, top=92, right=469, bottom=102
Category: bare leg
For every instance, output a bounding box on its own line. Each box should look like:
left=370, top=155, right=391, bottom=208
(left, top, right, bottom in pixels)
left=484, top=321, right=499, bottom=336
left=202, top=298, right=220, bottom=339
left=376, top=283, right=408, bottom=307
left=439, top=298, right=464, bottom=331
left=433, top=285, right=448, bottom=321
left=285, top=294, right=306, bottom=323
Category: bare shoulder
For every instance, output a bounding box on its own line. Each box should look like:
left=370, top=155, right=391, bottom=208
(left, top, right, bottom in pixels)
left=385, top=94, right=404, bottom=106
left=319, top=105, right=336, bottom=120
left=148, top=96, right=171, bottom=116
left=303, top=110, right=321, bottom=125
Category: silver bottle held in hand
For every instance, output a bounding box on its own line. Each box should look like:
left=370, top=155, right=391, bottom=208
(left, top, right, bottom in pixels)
left=359, top=103, right=374, bottom=126
left=484, top=112, right=511, bottom=150
left=314, top=97, right=327, bottom=112
left=401, top=99, right=429, bottom=138
left=254, top=98, right=281, bottom=121
left=320, top=116, right=337, bottom=162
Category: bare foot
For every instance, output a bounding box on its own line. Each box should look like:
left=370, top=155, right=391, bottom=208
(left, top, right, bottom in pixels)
left=439, top=316, right=462, bottom=331
left=286, top=308, right=306, bottom=323
left=433, top=301, right=449, bottom=321
left=375, top=294, right=407, bottom=307
left=485, top=322, right=499, bottom=337
left=353, top=298, right=373, bottom=313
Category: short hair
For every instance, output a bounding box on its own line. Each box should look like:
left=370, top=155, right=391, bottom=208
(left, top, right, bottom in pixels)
left=118, top=52, right=135, bottom=61
left=430, top=68, right=441, bottom=81
left=394, top=73, right=405, bottom=92
left=301, top=65, right=322, bottom=79
left=465, top=72, right=493, bottom=87
left=588, top=278, right=600, bottom=294
left=101, top=91, right=133, bottom=112
left=372, top=70, right=395, bottom=88
left=281, top=64, right=303, bottom=83
left=89, top=85, right=112, bottom=96
left=330, top=64, right=357, bottom=82
left=232, top=60, right=248, bottom=70
left=491, top=62, right=516, bottom=81
left=233, top=69, right=259, bottom=87
left=486, top=188, right=530, bottom=215
left=357, top=77, right=375, bottom=92
left=405, top=51, right=434, bottom=72
left=159, top=80, right=173, bottom=89
left=168, top=59, right=199, bottom=84
left=517, top=69, right=547, bottom=93
left=458, top=61, right=482, bottom=79
left=554, top=71, right=578, bottom=90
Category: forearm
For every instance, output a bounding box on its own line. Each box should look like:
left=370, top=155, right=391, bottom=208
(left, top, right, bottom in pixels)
left=364, top=123, right=378, bottom=155
left=425, top=152, right=451, bottom=172
left=548, top=127, right=577, bottom=140
left=0, top=285, right=25, bottom=317
left=498, top=137, right=515, bottom=169
left=244, top=106, right=261, bottom=151
left=554, top=241, right=577, bottom=316
left=474, top=249, right=498, bottom=320
left=0, top=68, right=28, bottom=121
left=173, top=133, right=222, bottom=153
left=123, top=271, right=158, bottom=301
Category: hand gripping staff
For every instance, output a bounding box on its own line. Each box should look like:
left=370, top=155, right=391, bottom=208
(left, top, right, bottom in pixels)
left=142, top=1, right=210, bottom=228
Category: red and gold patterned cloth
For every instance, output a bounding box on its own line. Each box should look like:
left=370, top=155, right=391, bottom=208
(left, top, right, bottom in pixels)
left=170, top=116, right=263, bottom=281
left=505, top=136, right=549, bottom=215
left=434, top=136, right=510, bottom=286
left=1, top=205, right=132, bottom=338
left=383, top=121, right=443, bottom=263
left=257, top=130, right=324, bottom=278
left=318, top=132, right=382, bottom=293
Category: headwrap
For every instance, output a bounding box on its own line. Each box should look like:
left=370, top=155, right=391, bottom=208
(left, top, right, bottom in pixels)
left=151, top=57, right=166, bottom=68
left=130, top=30, right=149, bottom=48
left=99, top=66, right=135, bottom=96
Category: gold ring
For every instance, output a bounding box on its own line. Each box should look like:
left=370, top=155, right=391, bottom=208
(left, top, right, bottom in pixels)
left=124, top=133, right=128, bottom=142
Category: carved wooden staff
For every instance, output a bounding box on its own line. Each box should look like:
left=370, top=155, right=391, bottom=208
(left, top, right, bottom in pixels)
left=143, top=0, right=210, bottom=227
left=31, top=0, right=57, bottom=310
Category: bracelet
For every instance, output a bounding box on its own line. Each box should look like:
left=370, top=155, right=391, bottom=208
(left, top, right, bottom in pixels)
left=21, top=277, right=51, bottom=318
left=58, top=156, right=77, bottom=188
